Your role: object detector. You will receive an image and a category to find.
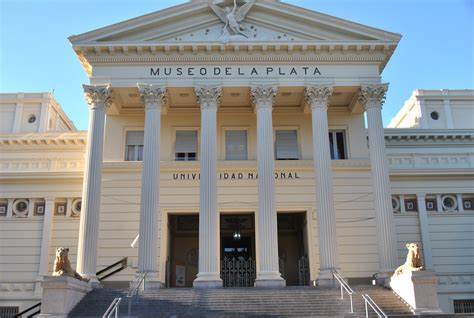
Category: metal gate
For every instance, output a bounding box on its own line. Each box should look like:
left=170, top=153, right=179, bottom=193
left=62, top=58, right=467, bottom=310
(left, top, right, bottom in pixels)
left=221, top=257, right=256, bottom=287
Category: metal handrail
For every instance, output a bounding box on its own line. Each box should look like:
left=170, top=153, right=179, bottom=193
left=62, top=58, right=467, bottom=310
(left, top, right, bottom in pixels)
left=362, top=294, right=387, bottom=318
left=331, top=270, right=355, bottom=313
left=127, top=272, right=147, bottom=317
left=97, top=257, right=128, bottom=281
left=15, top=302, right=41, bottom=318
left=103, top=297, right=121, bottom=318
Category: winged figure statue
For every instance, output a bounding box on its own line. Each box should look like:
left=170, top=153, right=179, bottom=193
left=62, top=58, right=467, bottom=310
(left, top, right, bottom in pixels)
left=209, top=0, right=256, bottom=39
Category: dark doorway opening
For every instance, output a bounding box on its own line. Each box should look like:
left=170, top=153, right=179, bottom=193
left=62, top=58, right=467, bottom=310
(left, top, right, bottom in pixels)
left=278, top=212, right=310, bottom=286
left=167, top=214, right=199, bottom=288
left=220, top=214, right=256, bottom=287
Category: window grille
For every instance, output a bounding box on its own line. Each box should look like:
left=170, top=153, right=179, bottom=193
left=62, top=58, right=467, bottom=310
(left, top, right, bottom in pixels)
left=125, top=131, right=144, bottom=161
left=0, top=306, right=19, bottom=317
left=454, top=299, right=474, bottom=313
left=175, top=130, right=198, bottom=161
left=275, top=130, right=299, bottom=160
left=226, top=130, right=248, bottom=160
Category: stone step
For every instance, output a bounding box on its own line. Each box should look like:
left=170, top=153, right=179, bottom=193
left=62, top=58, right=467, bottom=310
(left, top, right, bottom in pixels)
left=69, top=285, right=415, bottom=317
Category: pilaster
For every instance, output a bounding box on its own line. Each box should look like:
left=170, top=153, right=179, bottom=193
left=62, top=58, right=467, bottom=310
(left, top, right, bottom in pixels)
left=251, top=85, right=285, bottom=287
left=416, top=193, right=434, bottom=270
left=35, top=197, right=55, bottom=296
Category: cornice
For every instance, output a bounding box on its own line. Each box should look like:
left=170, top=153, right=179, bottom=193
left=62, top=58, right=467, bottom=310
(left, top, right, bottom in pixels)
left=0, top=132, right=87, bottom=147
left=78, top=46, right=391, bottom=64
left=384, top=129, right=474, bottom=146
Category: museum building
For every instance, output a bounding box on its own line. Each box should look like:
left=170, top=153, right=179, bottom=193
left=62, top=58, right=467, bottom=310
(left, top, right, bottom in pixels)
left=0, top=0, right=473, bottom=315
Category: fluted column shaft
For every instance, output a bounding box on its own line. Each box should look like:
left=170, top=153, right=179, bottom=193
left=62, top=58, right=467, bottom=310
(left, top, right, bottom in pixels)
left=77, top=85, right=111, bottom=284
left=359, top=84, right=398, bottom=275
left=252, top=86, right=285, bottom=287
left=305, top=86, right=339, bottom=284
left=194, top=86, right=222, bottom=288
left=137, top=84, right=166, bottom=288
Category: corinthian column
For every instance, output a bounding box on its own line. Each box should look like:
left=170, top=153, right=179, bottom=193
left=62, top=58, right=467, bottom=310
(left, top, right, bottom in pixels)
left=358, top=84, right=398, bottom=279
left=137, top=84, right=167, bottom=289
left=305, top=86, right=339, bottom=285
left=193, top=86, right=223, bottom=288
left=251, top=85, right=285, bottom=288
left=77, top=85, right=111, bottom=286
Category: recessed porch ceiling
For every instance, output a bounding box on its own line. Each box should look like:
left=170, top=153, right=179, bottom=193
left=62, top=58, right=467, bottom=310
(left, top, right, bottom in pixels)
left=109, top=86, right=362, bottom=114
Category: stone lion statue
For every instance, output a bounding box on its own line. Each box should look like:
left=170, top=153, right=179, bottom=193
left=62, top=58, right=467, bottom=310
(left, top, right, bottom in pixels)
left=393, top=243, right=423, bottom=277
left=52, top=247, right=89, bottom=282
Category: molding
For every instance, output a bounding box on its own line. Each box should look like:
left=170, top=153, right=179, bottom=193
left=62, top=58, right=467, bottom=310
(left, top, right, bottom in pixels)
left=0, top=132, right=87, bottom=146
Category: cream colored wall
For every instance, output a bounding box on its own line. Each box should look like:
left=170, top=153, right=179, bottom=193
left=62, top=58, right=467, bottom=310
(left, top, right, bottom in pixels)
left=104, top=109, right=368, bottom=161
left=391, top=177, right=474, bottom=313
left=0, top=104, right=15, bottom=133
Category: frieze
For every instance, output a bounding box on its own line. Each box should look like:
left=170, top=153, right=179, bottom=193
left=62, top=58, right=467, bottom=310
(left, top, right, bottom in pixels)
left=173, top=171, right=301, bottom=181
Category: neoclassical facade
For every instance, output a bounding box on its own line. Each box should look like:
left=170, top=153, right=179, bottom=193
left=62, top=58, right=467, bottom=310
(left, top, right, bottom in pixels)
left=0, top=0, right=473, bottom=315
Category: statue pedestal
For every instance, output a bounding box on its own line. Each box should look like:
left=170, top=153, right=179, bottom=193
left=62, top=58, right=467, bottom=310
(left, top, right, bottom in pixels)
left=390, top=271, right=442, bottom=314
left=38, top=276, right=91, bottom=318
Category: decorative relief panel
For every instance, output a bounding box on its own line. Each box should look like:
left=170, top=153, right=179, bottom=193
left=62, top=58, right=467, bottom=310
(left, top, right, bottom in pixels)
left=0, top=158, right=84, bottom=173
left=388, top=153, right=473, bottom=170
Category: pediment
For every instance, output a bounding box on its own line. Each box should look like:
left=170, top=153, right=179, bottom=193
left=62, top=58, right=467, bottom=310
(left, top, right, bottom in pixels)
left=70, top=0, right=401, bottom=45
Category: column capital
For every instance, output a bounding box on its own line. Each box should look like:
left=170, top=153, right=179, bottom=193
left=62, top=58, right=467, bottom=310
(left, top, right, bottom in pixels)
left=195, top=86, right=222, bottom=111
left=83, top=85, right=112, bottom=110
left=250, top=85, right=277, bottom=110
left=137, top=84, right=167, bottom=110
left=305, top=85, right=333, bottom=111
left=358, top=84, right=389, bottom=111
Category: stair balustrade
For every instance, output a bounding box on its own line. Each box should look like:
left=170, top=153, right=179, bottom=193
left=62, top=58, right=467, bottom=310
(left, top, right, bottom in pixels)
left=362, top=293, right=388, bottom=318
left=102, top=297, right=121, bottom=318
left=331, top=269, right=355, bottom=313
left=127, top=272, right=147, bottom=317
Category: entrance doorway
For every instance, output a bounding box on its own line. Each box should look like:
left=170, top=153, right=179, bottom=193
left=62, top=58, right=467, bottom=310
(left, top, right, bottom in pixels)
left=278, top=212, right=310, bottom=286
left=220, top=214, right=256, bottom=287
left=167, top=214, right=199, bottom=288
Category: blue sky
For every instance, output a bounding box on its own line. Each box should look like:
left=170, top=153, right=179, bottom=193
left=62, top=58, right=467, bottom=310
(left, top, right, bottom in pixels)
left=1, top=0, right=473, bottom=130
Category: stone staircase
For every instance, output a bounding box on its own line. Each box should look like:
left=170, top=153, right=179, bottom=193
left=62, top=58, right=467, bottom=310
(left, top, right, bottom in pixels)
left=68, top=285, right=421, bottom=317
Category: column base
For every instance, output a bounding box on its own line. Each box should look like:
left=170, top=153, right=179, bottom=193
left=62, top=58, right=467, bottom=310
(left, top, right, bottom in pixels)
left=138, top=271, right=164, bottom=290
left=376, top=271, right=394, bottom=287
left=193, top=273, right=223, bottom=288
left=255, top=271, right=286, bottom=288
left=316, top=268, right=336, bottom=287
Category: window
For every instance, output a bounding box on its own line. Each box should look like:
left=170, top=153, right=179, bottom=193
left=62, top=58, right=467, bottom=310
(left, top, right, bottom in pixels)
left=125, top=131, right=144, bottom=161
left=34, top=200, right=45, bottom=216
left=0, top=200, right=7, bottom=216
left=404, top=198, right=418, bottom=212
left=462, top=195, right=474, bottom=211
left=425, top=197, right=438, bottom=212
left=275, top=130, right=299, bottom=160
left=226, top=130, right=248, bottom=160
left=430, top=111, right=440, bottom=120
left=329, top=130, right=347, bottom=159
left=175, top=130, right=198, bottom=161
left=454, top=299, right=474, bottom=313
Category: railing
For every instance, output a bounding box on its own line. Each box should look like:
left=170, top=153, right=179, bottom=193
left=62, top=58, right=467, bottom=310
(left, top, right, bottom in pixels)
left=15, top=302, right=41, bottom=318
left=332, top=270, right=355, bottom=313
left=15, top=258, right=128, bottom=318
left=127, top=272, right=147, bottom=317
left=97, top=257, right=128, bottom=281
left=103, top=297, right=121, bottom=318
left=362, top=294, right=387, bottom=318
